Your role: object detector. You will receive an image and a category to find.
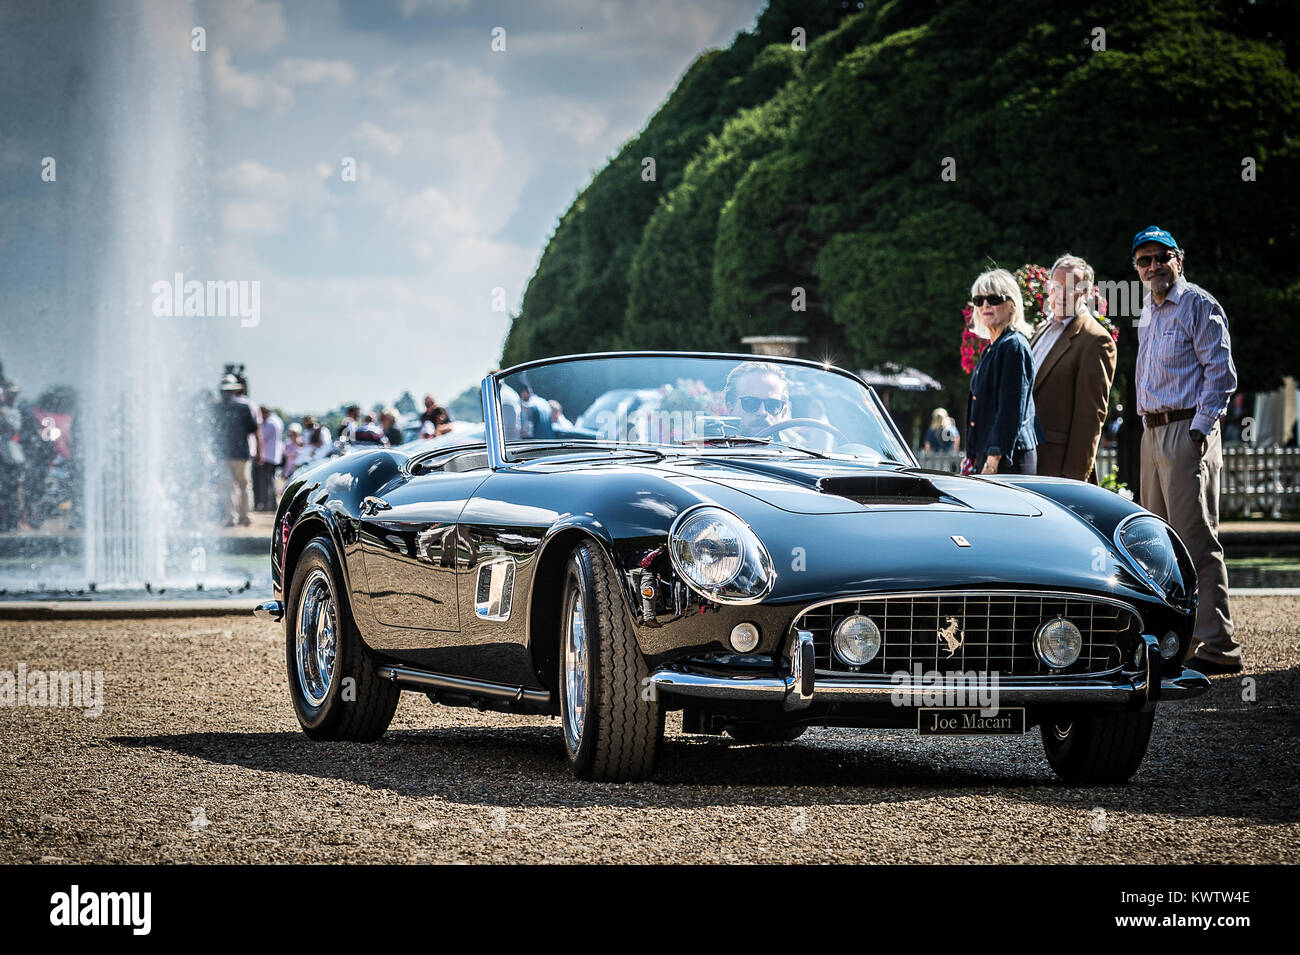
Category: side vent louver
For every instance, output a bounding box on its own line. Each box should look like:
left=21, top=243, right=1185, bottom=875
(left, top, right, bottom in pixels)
left=475, top=557, right=516, bottom=621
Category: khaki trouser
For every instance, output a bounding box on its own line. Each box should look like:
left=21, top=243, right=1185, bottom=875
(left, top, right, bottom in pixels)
left=224, top=459, right=253, bottom=523
left=1140, top=422, right=1240, bottom=664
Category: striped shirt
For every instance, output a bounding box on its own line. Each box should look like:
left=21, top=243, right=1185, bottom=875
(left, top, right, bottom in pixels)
left=1135, top=276, right=1237, bottom=434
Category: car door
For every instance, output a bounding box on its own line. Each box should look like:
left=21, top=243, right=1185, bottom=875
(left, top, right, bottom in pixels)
left=358, top=448, right=490, bottom=633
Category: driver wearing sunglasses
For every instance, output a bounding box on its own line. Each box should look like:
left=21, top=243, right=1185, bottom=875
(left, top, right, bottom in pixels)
left=724, top=361, right=792, bottom=436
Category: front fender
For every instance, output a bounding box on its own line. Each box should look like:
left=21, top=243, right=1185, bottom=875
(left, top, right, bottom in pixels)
left=987, top=474, right=1144, bottom=540
left=274, top=450, right=405, bottom=603
left=989, top=475, right=1196, bottom=613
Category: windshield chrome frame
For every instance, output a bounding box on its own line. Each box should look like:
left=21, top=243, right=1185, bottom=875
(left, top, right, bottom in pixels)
left=486, top=351, right=918, bottom=470
left=482, top=376, right=508, bottom=470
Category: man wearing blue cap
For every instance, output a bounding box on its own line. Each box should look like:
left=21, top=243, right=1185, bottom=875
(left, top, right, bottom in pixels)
left=1132, top=225, right=1241, bottom=673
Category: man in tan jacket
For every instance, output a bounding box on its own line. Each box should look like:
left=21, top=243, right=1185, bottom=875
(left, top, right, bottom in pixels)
left=1029, top=254, right=1117, bottom=482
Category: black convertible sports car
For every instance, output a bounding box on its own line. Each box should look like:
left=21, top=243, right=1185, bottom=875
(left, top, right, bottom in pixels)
left=256, top=352, right=1209, bottom=782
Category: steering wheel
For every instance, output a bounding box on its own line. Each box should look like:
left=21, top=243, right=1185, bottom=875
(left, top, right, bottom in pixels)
left=750, top=417, right=847, bottom=442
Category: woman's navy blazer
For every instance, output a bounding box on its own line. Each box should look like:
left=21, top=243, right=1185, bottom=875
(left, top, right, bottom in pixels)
left=965, top=328, right=1038, bottom=465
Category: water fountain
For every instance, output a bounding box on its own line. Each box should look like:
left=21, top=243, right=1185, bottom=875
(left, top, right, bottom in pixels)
left=0, top=0, right=259, bottom=598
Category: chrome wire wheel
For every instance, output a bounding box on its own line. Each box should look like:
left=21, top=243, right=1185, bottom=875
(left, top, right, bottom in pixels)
left=296, top=568, right=338, bottom=708
left=562, top=577, right=589, bottom=752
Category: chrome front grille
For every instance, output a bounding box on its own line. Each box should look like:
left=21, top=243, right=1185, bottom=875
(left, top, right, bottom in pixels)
left=793, top=591, right=1139, bottom=677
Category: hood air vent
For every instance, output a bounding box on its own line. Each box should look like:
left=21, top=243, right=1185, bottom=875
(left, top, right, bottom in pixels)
left=816, top=474, right=945, bottom=506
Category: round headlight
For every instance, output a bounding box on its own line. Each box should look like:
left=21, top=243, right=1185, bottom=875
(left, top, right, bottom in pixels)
left=1160, top=631, right=1180, bottom=660
left=668, top=506, right=775, bottom=604
left=671, top=511, right=743, bottom=587
left=1117, top=515, right=1178, bottom=594
left=1035, top=617, right=1082, bottom=669
left=833, top=614, right=882, bottom=667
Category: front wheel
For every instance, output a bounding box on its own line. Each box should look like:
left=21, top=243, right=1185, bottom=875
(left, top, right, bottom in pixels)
left=1040, top=710, right=1155, bottom=783
left=286, top=538, right=400, bottom=741
left=559, top=542, right=663, bottom=781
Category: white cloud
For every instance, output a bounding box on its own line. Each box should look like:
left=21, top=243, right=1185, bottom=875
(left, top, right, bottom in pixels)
left=510, top=2, right=739, bottom=60
left=363, top=59, right=501, bottom=112
left=385, top=187, right=480, bottom=254
left=398, top=0, right=471, bottom=15
left=202, top=0, right=286, bottom=53
left=195, top=0, right=764, bottom=412
left=212, top=259, right=532, bottom=412
left=212, top=47, right=292, bottom=113
left=549, top=105, right=609, bottom=146
left=353, top=121, right=402, bottom=156
left=279, top=58, right=357, bottom=88
left=216, top=160, right=291, bottom=195
left=221, top=199, right=281, bottom=234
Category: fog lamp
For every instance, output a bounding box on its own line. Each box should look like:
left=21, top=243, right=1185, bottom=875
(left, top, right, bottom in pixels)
left=729, top=622, right=760, bottom=653
left=1160, top=631, right=1180, bottom=660
left=832, top=614, right=881, bottom=667
left=1034, top=617, right=1082, bottom=669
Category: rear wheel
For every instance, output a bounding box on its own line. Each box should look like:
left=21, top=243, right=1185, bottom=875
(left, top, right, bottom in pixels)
left=559, top=541, right=663, bottom=781
left=286, top=538, right=400, bottom=741
left=1040, top=710, right=1155, bottom=783
left=724, top=723, right=807, bottom=744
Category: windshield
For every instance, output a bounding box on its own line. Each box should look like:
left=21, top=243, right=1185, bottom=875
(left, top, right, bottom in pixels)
left=495, top=354, right=913, bottom=465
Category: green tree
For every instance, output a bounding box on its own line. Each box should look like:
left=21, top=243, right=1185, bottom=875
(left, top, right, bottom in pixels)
left=503, top=0, right=1300, bottom=425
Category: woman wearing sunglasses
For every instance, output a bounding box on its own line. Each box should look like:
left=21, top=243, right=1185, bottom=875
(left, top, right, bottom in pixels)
left=965, top=269, right=1038, bottom=475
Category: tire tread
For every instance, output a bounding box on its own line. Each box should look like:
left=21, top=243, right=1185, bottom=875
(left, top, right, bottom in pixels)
left=1042, top=709, right=1155, bottom=783
left=577, top=542, right=663, bottom=781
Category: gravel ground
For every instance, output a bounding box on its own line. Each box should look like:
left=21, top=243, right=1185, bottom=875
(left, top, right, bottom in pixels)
left=1, top=599, right=1297, bottom=864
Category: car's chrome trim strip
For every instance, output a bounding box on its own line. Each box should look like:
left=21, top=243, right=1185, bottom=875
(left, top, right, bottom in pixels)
left=648, top=664, right=1210, bottom=704
left=377, top=664, right=552, bottom=706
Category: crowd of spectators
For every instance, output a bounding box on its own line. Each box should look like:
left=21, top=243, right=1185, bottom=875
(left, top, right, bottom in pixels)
left=212, top=366, right=453, bottom=527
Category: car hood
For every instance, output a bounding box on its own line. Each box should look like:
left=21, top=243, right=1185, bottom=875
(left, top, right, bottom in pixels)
left=652, top=457, right=1042, bottom=516
left=647, top=456, right=1150, bottom=601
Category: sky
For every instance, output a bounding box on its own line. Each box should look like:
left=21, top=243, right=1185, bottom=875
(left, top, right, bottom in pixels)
left=0, top=0, right=767, bottom=413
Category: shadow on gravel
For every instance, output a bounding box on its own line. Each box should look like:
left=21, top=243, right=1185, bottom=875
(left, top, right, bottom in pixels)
left=109, top=722, right=1300, bottom=826
left=1008, top=667, right=1300, bottom=825
left=112, top=726, right=1052, bottom=806
left=110, top=677, right=1300, bottom=823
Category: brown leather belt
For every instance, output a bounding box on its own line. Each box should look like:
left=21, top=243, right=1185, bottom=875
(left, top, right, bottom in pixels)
left=1143, top=408, right=1195, bottom=428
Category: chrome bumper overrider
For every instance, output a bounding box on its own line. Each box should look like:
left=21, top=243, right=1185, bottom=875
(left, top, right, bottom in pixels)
left=647, top=630, right=1212, bottom=709
left=253, top=600, right=284, bottom=622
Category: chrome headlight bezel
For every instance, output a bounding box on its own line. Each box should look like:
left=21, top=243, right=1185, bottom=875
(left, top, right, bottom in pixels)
left=668, top=504, right=776, bottom=606
left=1114, top=513, right=1188, bottom=602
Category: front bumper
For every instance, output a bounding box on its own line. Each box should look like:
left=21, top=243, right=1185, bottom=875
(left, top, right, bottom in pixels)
left=648, top=631, right=1212, bottom=710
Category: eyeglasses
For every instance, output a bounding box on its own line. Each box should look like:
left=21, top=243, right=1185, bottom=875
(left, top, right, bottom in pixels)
left=1134, top=250, right=1178, bottom=269
left=738, top=395, right=788, bottom=415
left=971, top=294, right=1009, bottom=307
